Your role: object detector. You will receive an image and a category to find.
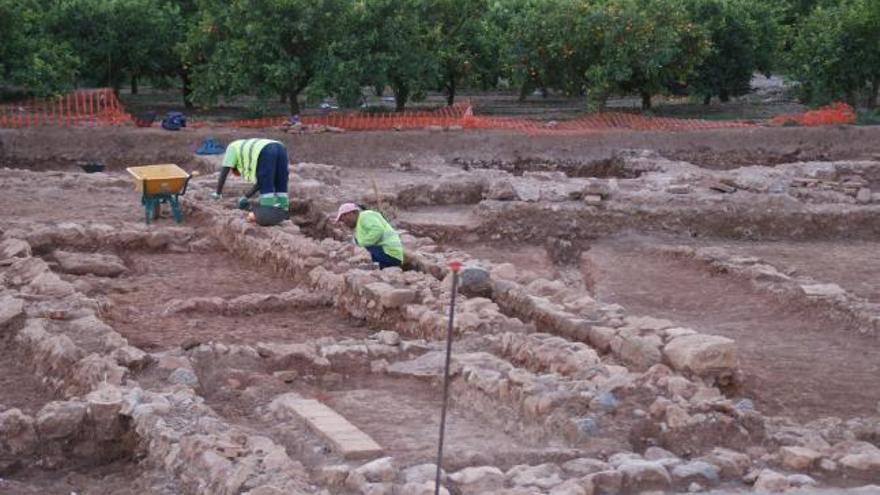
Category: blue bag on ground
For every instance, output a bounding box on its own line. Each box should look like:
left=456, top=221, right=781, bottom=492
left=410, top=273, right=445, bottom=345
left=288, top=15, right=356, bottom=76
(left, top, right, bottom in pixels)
left=196, top=137, right=225, bottom=155
left=161, top=112, right=187, bottom=131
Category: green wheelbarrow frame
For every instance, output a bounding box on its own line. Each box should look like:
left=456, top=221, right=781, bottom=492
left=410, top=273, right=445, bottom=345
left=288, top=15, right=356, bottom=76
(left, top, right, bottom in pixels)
left=140, top=178, right=193, bottom=224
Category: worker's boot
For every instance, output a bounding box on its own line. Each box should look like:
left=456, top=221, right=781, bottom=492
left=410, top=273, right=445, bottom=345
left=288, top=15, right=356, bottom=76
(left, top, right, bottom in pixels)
left=275, top=193, right=289, bottom=210
left=259, top=195, right=276, bottom=208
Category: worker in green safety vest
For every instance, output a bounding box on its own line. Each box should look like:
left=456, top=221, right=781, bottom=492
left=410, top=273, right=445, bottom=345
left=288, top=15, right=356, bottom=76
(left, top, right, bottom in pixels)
left=209, top=138, right=289, bottom=211
left=335, top=203, right=404, bottom=269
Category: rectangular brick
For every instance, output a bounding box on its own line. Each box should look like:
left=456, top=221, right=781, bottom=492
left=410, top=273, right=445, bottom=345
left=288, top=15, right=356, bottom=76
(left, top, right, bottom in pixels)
left=288, top=399, right=383, bottom=460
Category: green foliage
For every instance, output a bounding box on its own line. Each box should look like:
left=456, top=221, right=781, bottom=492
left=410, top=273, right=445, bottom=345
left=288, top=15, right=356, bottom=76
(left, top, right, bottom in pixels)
left=185, top=0, right=349, bottom=114
left=586, top=0, right=711, bottom=109
left=0, top=0, right=80, bottom=96
left=7, top=0, right=880, bottom=114
left=358, top=0, right=437, bottom=111
left=788, top=0, right=880, bottom=107
left=423, top=0, right=492, bottom=105
left=685, top=0, right=782, bottom=103
left=47, top=0, right=179, bottom=93
left=500, top=0, right=594, bottom=99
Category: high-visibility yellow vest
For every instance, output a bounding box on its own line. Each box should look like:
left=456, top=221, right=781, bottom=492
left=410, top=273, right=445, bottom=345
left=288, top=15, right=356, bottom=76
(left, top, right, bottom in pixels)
left=222, top=138, right=280, bottom=183
left=355, top=210, right=404, bottom=262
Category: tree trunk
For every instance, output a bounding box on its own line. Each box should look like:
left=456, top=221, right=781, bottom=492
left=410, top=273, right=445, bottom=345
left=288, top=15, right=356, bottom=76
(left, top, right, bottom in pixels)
left=391, top=82, right=409, bottom=112
left=518, top=80, right=532, bottom=102
left=446, top=77, right=456, bottom=106
left=703, top=95, right=712, bottom=105
left=374, top=84, right=384, bottom=97
left=131, top=75, right=138, bottom=95
left=181, top=69, right=194, bottom=109
left=111, top=77, right=123, bottom=97
left=288, top=92, right=300, bottom=115
left=641, top=91, right=652, bottom=111
left=719, top=89, right=730, bottom=103
left=394, top=89, right=409, bottom=112
left=869, top=77, right=879, bottom=110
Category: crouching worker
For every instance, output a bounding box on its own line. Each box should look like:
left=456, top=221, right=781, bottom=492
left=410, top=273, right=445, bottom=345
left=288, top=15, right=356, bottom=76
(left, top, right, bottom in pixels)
left=210, top=138, right=290, bottom=212
left=335, top=203, right=403, bottom=269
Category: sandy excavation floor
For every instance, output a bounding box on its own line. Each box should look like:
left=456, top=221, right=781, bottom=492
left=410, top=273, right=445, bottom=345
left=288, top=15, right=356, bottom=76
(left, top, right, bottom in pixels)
left=585, top=238, right=880, bottom=421
left=1, top=127, right=880, bottom=494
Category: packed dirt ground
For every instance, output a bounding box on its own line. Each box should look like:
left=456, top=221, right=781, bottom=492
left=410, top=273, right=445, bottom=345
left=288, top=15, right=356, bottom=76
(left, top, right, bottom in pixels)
left=1, top=125, right=879, bottom=495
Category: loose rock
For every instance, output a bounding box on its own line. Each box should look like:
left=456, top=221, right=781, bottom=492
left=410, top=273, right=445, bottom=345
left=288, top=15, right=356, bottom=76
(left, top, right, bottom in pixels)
left=752, top=469, right=789, bottom=493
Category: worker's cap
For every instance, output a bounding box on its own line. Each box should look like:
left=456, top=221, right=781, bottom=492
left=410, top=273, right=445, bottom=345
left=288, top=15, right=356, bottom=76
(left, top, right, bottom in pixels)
left=334, top=202, right=361, bottom=222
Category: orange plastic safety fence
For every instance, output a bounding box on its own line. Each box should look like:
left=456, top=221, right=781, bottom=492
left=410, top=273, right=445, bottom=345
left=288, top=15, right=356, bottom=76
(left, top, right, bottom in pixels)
left=216, top=101, right=757, bottom=134
left=0, top=92, right=857, bottom=133
left=0, top=88, right=131, bottom=128
left=769, top=102, right=856, bottom=127
left=215, top=102, right=474, bottom=131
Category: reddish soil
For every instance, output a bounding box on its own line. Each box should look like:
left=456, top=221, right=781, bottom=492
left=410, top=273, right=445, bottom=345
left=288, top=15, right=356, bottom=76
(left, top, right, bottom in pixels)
left=0, top=339, right=56, bottom=415
left=453, top=242, right=557, bottom=276
left=300, top=375, right=554, bottom=468
left=585, top=239, right=880, bottom=421
left=721, top=241, right=880, bottom=304
left=102, top=251, right=364, bottom=350
left=1, top=462, right=179, bottom=495
left=5, top=125, right=880, bottom=172
left=0, top=175, right=138, bottom=224
left=110, top=308, right=364, bottom=351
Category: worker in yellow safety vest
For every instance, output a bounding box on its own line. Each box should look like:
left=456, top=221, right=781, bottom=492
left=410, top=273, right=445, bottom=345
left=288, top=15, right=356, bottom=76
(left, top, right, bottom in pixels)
left=210, top=138, right=289, bottom=211
left=335, top=203, right=404, bottom=269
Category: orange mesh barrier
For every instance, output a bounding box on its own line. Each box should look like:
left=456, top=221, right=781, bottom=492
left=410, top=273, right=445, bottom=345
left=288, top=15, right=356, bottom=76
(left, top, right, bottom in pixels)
left=0, top=89, right=131, bottom=128
left=215, top=102, right=473, bottom=130
left=769, top=102, right=856, bottom=127
left=217, top=102, right=758, bottom=133
left=0, top=90, right=858, bottom=133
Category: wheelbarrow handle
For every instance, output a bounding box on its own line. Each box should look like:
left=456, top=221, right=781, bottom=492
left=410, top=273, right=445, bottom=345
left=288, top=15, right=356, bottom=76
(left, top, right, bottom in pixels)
left=180, top=171, right=200, bottom=196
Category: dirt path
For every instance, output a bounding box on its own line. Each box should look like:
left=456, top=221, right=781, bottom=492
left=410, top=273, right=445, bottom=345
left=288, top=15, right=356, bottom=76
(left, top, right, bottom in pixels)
left=585, top=240, right=880, bottom=420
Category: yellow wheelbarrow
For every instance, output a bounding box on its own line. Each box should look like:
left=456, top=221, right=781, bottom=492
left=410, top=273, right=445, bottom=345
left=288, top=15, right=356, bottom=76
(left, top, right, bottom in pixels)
left=126, top=164, right=198, bottom=224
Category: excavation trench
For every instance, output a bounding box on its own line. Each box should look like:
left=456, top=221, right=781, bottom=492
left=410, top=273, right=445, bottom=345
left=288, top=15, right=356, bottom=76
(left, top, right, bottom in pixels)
left=584, top=238, right=880, bottom=421
left=192, top=350, right=604, bottom=474
left=90, top=249, right=364, bottom=351
left=719, top=240, right=880, bottom=304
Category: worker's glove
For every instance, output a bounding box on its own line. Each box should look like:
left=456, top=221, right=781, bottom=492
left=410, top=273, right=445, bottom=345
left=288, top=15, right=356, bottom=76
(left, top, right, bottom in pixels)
left=209, top=192, right=222, bottom=201
left=237, top=196, right=249, bottom=210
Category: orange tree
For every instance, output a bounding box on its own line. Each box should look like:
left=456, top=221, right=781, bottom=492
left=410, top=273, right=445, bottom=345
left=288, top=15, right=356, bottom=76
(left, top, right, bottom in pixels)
left=500, top=0, right=600, bottom=100
left=789, top=0, right=880, bottom=107
left=185, top=0, right=349, bottom=115
left=47, top=0, right=179, bottom=95
left=586, top=0, right=711, bottom=110
left=684, top=0, right=781, bottom=104
left=0, top=0, right=79, bottom=96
